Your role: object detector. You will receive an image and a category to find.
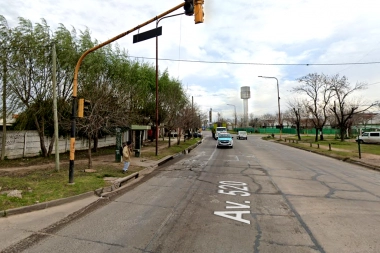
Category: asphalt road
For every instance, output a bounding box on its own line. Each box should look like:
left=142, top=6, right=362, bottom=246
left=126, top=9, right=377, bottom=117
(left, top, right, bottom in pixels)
left=13, top=133, right=380, bottom=252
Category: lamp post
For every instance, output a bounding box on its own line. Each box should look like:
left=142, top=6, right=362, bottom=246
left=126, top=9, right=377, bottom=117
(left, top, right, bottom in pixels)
left=258, top=76, right=282, bottom=140
left=155, top=13, right=184, bottom=156
left=227, top=104, right=237, bottom=130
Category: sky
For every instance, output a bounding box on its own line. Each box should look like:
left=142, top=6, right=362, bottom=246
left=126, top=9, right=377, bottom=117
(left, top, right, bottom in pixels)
left=1, top=0, right=380, bottom=123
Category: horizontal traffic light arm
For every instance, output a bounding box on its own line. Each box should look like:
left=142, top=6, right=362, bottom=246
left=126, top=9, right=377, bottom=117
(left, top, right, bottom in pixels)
left=72, top=2, right=188, bottom=98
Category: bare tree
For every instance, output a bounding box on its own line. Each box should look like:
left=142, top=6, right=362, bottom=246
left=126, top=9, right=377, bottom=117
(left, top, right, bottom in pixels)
left=328, top=74, right=377, bottom=141
left=287, top=99, right=306, bottom=141
left=293, top=73, right=333, bottom=141
left=248, top=113, right=260, bottom=129
left=261, top=113, right=276, bottom=127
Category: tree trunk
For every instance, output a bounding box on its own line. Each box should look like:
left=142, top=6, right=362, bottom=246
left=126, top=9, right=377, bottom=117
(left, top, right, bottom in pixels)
left=320, top=128, right=324, bottom=141
left=93, top=132, right=98, bottom=152
left=47, top=135, right=55, bottom=156
left=296, top=123, right=301, bottom=141
left=340, top=126, right=345, bottom=142
left=34, top=115, right=47, bottom=157
left=314, top=129, right=318, bottom=142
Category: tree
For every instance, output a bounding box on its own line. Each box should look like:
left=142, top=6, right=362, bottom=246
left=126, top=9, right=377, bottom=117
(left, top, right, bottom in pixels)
left=287, top=99, right=307, bottom=141
left=0, top=15, right=12, bottom=160
left=293, top=73, right=333, bottom=141
left=6, top=18, right=56, bottom=156
left=328, top=74, right=377, bottom=141
left=1, top=16, right=190, bottom=164
left=261, top=113, right=276, bottom=127
left=248, top=113, right=260, bottom=128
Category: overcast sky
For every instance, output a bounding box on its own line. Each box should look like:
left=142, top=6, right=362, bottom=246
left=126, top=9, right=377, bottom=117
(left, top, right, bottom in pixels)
left=1, top=0, right=380, bottom=122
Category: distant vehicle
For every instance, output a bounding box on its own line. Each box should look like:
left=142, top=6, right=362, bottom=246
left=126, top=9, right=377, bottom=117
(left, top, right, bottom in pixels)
left=356, top=132, right=380, bottom=144
left=170, top=131, right=178, bottom=137
left=216, top=133, right=233, bottom=148
left=215, top=127, right=227, bottom=140
left=192, top=131, right=202, bottom=138
left=237, top=131, right=248, bottom=140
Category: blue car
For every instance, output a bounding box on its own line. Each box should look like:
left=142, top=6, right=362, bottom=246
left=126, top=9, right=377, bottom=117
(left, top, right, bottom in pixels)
left=217, top=133, right=234, bottom=148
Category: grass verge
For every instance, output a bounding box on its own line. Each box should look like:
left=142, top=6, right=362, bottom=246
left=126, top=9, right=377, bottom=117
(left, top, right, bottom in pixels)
left=272, top=134, right=380, bottom=159
left=0, top=138, right=201, bottom=211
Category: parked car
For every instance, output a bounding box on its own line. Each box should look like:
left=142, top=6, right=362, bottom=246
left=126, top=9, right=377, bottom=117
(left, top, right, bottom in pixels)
left=237, top=131, right=248, bottom=140
left=216, top=133, right=233, bottom=148
left=170, top=131, right=178, bottom=137
left=192, top=131, right=202, bottom=138
left=356, top=132, right=380, bottom=144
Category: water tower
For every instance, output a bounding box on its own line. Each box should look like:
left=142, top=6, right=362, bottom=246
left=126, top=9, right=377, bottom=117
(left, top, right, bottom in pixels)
left=240, top=86, right=251, bottom=126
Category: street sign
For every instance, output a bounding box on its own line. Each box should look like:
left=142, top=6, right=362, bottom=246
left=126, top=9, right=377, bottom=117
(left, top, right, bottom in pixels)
left=133, top=26, right=162, bottom=43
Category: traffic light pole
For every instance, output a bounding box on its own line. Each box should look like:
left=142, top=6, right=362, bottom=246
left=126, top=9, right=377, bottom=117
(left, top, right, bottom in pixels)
left=69, top=2, right=189, bottom=183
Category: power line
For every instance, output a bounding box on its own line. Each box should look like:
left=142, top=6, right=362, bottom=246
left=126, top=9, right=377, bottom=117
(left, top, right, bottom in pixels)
left=128, top=55, right=380, bottom=66
left=3, top=45, right=380, bottom=67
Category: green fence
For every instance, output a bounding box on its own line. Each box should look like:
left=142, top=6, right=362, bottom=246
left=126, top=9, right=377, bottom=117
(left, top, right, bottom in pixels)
left=233, top=127, right=339, bottom=135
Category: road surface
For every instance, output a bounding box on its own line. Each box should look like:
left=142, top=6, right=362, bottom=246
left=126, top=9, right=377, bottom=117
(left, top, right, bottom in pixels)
left=11, top=133, right=380, bottom=252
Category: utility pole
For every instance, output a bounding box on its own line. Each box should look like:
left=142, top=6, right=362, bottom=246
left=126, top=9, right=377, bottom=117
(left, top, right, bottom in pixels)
left=1, top=57, right=6, bottom=160
left=52, top=43, right=59, bottom=171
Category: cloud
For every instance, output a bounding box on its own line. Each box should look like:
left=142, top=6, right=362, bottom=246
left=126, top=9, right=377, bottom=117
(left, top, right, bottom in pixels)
left=2, top=0, right=379, bottom=120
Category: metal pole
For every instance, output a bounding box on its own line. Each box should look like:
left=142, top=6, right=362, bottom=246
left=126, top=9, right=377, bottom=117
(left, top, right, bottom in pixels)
left=275, top=78, right=282, bottom=140
left=155, top=12, right=184, bottom=156
left=156, top=20, right=159, bottom=156
left=1, top=53, right=7, bottom=161
left=258, top=76, right=282, bottom=140
left=192, top=96, right=194, bottom=135
left=52, top=43, right=60, bottom=172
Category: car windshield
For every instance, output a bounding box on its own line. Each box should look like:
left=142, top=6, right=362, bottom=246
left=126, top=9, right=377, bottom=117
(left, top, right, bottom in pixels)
left=219, top=134, right=231, bottom=138
left=239, top=131, right=247, bottom=135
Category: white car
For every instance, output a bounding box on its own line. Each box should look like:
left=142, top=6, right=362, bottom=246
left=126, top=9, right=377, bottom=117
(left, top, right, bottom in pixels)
left=356, top=132, right=380, bottom=144
left=237, top=131, right=247, bottom=140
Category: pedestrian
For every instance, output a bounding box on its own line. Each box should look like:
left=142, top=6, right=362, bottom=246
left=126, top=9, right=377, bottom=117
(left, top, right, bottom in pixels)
left=122, top=140, right=132, bottom=173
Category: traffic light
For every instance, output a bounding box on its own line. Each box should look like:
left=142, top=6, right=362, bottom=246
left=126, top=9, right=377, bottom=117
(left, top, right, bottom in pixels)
left=194, top=0, right=204, bottom=24
left=184, top=0, right=194, bottom=16
left=78, top=98, right=91, bottom=118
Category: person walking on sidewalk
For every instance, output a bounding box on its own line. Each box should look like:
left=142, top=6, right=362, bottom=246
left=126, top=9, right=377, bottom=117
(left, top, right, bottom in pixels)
left=122, top=141, right=132, bottom=173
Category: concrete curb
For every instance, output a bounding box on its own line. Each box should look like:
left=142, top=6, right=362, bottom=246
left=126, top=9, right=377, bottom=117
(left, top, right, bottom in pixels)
left=1, top=191, right=95, bottom=217
left=1, top=140, right=203, bottom=217
left=94, top=172, right=140, bottom=197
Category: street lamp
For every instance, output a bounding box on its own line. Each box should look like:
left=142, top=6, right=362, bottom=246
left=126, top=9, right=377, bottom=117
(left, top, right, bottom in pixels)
left=258, top=76, right=282, bottom=140
left=155, top=13, right=184, bottom=156
left=226, top=104, right=237, bottom=130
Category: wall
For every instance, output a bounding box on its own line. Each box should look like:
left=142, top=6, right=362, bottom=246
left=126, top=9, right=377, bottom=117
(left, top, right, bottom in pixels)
left=0, top=131, right=117, bottom=159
